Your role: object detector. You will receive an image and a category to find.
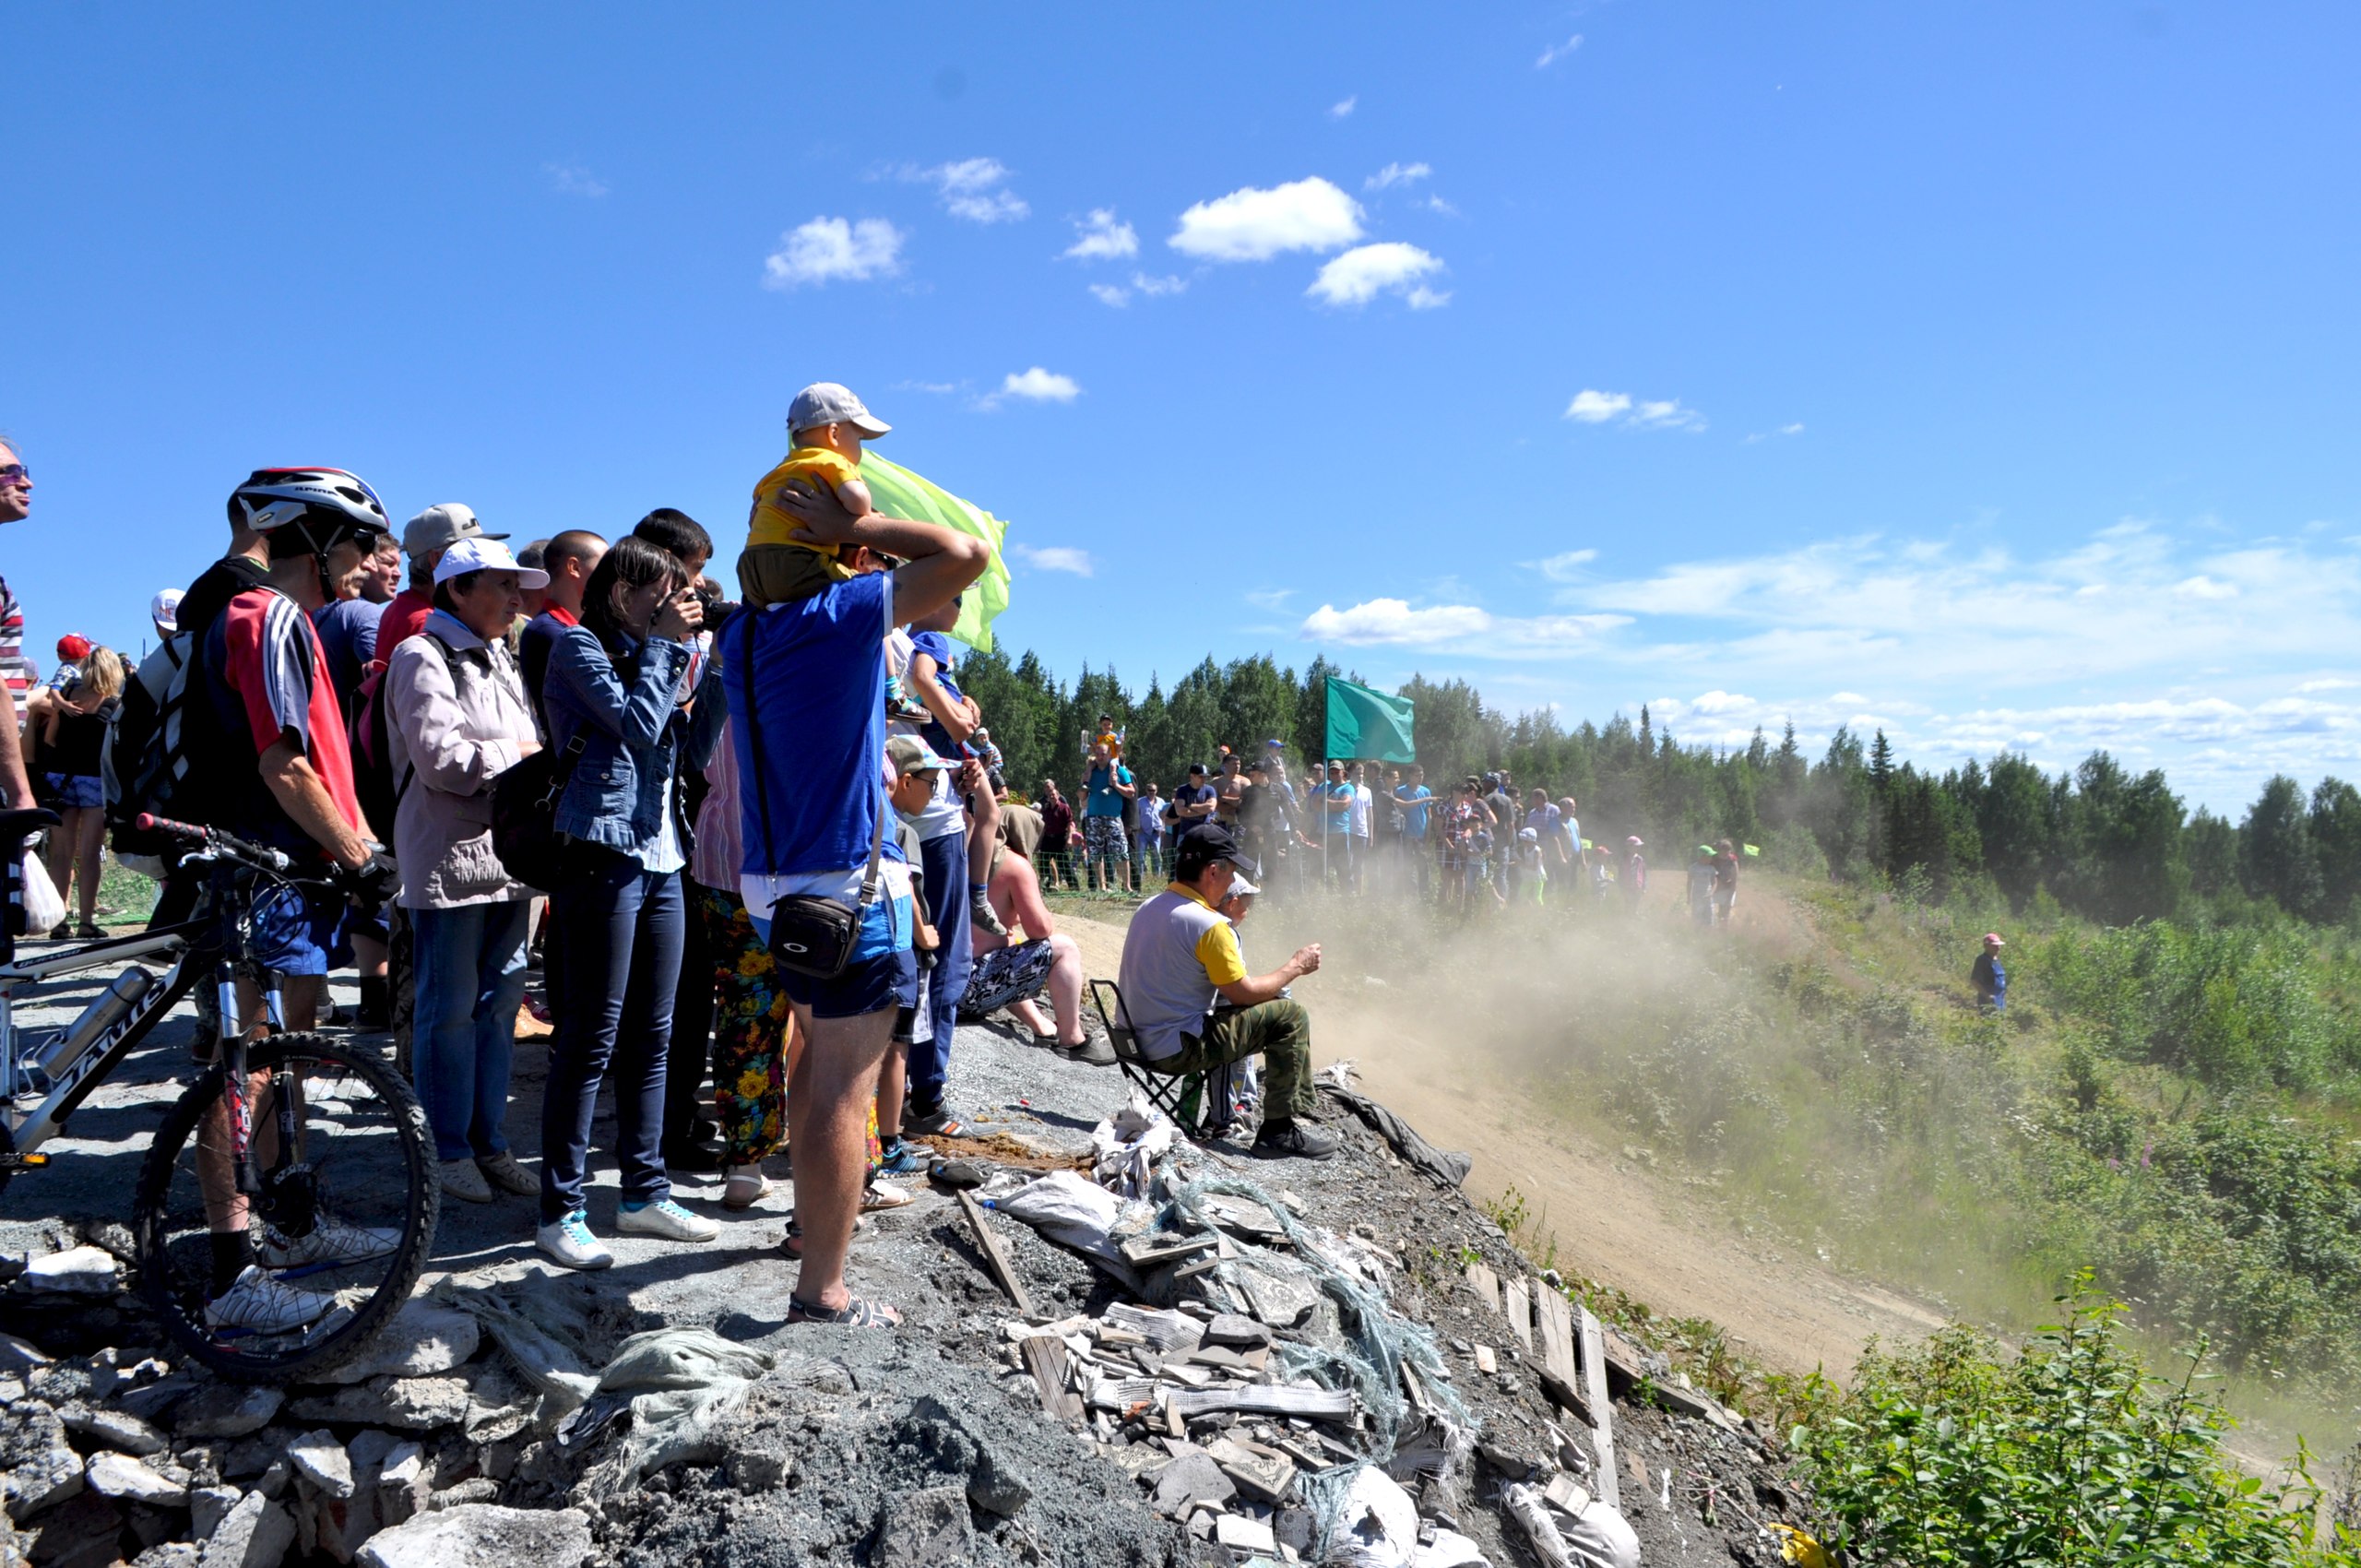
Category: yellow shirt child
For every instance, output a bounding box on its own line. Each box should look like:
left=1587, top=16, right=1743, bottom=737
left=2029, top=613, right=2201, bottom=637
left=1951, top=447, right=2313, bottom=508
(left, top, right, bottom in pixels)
left=739, top=381, right=890, bottom=607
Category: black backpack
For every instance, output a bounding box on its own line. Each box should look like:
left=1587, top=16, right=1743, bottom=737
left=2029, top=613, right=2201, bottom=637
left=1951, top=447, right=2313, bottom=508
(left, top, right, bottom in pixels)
left=104, top=632, right=208, bottom=870
left=350, top=633, right=459, bottom=841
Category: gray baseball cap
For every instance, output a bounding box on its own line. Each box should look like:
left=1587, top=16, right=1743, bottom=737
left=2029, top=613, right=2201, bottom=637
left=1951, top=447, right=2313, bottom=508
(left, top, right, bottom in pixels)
left=788, top=383, right=891, bottom=440
left=403, top=502, right=507, bottom=557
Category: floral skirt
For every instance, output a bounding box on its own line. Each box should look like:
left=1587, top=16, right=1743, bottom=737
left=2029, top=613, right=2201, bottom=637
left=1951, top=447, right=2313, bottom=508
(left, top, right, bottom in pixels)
left=695, top=883, right=881, bottom=1168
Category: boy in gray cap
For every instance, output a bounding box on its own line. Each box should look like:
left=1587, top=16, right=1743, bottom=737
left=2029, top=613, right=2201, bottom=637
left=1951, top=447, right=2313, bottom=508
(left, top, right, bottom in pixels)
left=741, top=382, right=889, bottom=607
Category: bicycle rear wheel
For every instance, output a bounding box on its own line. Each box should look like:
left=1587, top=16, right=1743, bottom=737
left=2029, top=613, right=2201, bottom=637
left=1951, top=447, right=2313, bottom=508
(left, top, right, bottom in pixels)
left=134, top=1031, right=438, bottom=1382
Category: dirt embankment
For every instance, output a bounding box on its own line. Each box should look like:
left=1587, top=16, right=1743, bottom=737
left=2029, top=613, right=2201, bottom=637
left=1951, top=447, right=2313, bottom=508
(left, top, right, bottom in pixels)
left=1054, top=902, right=1945, bottom=1383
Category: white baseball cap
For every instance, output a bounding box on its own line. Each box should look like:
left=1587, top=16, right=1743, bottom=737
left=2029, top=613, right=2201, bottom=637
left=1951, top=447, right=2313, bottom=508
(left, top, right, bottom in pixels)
left=150, top=588, right=184, bottom=633
left=433, top=536, right=549, bottom=589
left=788, top=383, right=891, bottom=440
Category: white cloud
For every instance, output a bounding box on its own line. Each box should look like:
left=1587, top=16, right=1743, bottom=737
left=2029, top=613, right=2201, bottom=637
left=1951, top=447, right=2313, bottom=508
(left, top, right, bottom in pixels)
left=1245, top=588, right=1297, bottom=611
left=901, top=158, right=1029, bottom=223
left=546, top=162, right=608, bottom=197
left=1063, top=208, right=1138, bottom=261
left=1536, top=33, right=1584, bottom=68
left=1308, top=242, right=1446, bottom=307
left=762, top=217, right=905, bottom=289
left=892, top=380, right=959, bottom=395
left=1088, top=283, right=1130, bottom=307
left=1535, top=549, right=1598, bottom=581
left=2298, top=677, right=2361, bottom=693
left=1299, top=599, right=1626, bottom=650
left=983, top=367, right=1082, bottom=407
left=1012, top=543, right=1094, bottom=576
left=2174, top=575, right=2237, bottom=600
left=1406, top=285, right=1452, bottom=310
left=1780, top=422, right=1806, bottom=436
left=1330, top=96, right=1358, bottom=118
left=1170, top=177, right=1363, bottom=262
left=1133, top=272, right=1187, bottom=296
left=1564, top=388, right=1705, bottom=431
left=1425, top=195, right=1460, bottom=217
left=1365, top=161, right=1431, bottom=191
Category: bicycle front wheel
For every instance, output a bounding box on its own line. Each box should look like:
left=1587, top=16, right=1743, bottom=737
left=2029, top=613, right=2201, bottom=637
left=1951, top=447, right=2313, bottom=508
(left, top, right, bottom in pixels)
left=134, top=1032, right=439, bottom=1382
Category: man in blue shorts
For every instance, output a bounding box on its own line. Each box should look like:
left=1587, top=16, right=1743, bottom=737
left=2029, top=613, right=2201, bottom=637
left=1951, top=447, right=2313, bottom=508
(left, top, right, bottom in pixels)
left=197, top=468, right=400, bottom=1333
left=723, top=479, right=988, bottom=1327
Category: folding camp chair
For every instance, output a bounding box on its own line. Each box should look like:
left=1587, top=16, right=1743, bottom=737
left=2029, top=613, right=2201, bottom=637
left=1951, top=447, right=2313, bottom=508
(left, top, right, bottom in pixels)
left=1087, top=978, right=1196, bottom=1127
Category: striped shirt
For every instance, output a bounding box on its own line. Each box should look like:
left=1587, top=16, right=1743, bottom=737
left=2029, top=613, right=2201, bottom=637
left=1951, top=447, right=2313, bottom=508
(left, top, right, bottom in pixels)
left=0, top=575, right=32, bottom=720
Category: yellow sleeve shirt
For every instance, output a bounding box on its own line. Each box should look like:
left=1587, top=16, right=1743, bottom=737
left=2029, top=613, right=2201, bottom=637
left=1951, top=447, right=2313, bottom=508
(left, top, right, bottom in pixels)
left=1174, top=884, right=1247, bottom=987
left=747, top=448, right=863, bottom=550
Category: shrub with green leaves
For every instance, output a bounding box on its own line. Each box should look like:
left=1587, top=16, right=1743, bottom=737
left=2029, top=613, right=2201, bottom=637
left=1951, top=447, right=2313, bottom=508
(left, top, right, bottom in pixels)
left=1782, top=1279, right=2355, bottom=1566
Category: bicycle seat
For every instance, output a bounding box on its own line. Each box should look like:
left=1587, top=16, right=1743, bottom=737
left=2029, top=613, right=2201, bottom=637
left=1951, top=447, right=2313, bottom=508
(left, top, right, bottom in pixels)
left=0, top=808, right=60, bottom=841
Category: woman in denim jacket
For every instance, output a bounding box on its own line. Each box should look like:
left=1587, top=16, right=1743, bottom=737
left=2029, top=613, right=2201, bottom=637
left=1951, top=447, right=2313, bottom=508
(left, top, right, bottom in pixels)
left=535, top=535, right=727, bottom=1269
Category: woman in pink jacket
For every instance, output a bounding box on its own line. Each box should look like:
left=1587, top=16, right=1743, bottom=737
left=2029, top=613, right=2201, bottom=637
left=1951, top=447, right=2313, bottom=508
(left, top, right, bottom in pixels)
left=386, top=539, right=546, bottom=1206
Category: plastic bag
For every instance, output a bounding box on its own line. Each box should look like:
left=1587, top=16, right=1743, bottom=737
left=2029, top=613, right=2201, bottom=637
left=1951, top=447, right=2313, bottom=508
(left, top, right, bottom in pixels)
left=20, top=851, right=65, bottom=935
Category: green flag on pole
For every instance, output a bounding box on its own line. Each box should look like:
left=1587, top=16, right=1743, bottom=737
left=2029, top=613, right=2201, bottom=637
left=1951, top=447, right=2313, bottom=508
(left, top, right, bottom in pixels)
left=853, top=453, right=1014, bottom=653
left=1323, top=677, right=1417, bottom=762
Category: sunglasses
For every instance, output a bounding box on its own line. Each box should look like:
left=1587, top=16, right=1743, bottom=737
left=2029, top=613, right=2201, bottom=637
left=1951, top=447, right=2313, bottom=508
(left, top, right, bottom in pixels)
left=0, top=465, right=28, bottom=486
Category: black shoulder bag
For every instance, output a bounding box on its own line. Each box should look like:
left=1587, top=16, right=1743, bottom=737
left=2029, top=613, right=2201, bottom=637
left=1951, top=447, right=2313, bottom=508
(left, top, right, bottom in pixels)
left=492, top=734, right=587, bottom=893
left=738, top=606, right=889, bottom=979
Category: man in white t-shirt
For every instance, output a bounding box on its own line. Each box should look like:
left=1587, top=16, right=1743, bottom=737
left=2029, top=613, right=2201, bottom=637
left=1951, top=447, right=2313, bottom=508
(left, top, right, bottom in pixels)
left=1346, top=763, right=1374, bottom=895
left=722, top=483, right=988, bottom=1328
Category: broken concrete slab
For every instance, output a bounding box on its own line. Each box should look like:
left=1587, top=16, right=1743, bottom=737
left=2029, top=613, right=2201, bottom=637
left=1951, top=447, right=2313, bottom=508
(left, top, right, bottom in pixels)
left=189, top=1484, right=240, bottom=1538
left=0, top=1331, right=49, bottom=1372
left=86, top=1451, right=188, bottom=1506
left=1214, top=1510, right=1277, bottom=1553
left=199, top=1489, right=297, bottom=1568
left=357, top=1502, right=594, bottom=1568
left=289, top=1428, right=356, bottom=1499
left=1148, top=1449, right=1235, bottom=1516
left=17, top=1244, right=120, bottom=1295
left=0, top=1400, right=88, bottom=1515
left=871, top=1485, right=975, bottom=1568
left=288, top=1374, right=470, bottom=1432
left=173, top=1384, right=283, bottom=1440
left=61, top=1404, right=167, bottom=1457
left=314, top=1301, right=482, bottom=1385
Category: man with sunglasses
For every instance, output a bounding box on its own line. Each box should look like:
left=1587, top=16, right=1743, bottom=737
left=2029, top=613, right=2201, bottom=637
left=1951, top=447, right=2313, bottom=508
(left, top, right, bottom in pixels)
left=0, top=442, right=38, bottom=807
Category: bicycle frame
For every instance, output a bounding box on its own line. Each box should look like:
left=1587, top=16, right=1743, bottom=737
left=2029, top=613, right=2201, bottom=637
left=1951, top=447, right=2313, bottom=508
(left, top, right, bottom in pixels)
left=0, top=924, right=207, bottom=1160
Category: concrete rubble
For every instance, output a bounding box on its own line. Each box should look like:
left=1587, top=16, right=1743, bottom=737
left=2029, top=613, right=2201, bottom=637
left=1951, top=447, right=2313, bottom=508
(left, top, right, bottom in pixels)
left=0, top=1027, right=1806, bottom=1567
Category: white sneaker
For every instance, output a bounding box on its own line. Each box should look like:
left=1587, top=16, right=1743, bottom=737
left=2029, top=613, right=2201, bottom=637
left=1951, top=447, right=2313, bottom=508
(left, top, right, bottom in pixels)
left=438, top=1158, right=492, bottom=1204
left=613, top=1197, right=719, bottom=1242
left=861, top=1179, right=913, bottom=1212
left=204, top=1265, right=339, bottom=1335
left=257, top=1216, right=403, bottom=1273
left=536, top=1210, right=613, bottom=1271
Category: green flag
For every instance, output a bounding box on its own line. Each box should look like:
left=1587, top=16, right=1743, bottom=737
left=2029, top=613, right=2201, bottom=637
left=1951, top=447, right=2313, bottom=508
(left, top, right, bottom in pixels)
left=1323, top=676, right=1416, bottom=763
left=853, top=453, right=1014, bottom=653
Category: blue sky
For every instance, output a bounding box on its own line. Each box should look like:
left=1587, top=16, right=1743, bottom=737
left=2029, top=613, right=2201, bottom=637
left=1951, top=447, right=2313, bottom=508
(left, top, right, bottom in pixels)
left=8, top=4, right=2359, bottom=810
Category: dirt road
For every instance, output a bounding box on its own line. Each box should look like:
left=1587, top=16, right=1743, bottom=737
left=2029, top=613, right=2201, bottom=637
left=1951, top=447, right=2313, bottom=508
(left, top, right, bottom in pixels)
left=1056, top=903, right=1945, bottom=1381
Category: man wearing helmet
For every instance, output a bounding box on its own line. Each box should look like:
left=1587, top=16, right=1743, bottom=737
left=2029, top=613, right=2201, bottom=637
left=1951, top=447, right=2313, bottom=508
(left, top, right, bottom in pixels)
left=192, top=467, right=398, bottom=1334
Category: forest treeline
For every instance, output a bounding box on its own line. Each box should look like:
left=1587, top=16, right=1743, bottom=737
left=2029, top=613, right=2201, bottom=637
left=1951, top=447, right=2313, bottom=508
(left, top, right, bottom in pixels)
left=957, top=644, right=2361, bottom=927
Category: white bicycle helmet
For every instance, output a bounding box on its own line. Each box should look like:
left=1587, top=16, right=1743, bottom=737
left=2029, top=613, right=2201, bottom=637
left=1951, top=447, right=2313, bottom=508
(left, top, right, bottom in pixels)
left=228, top=468, right=390, bottom=560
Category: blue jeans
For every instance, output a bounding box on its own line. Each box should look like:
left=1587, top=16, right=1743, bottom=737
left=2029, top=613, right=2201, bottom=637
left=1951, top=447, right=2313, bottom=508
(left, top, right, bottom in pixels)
left=907, top=828, right=972, bottom=1106
left=410, top=899, right=531, bottom=1163
left=541, top=846, right=685, bottom=1224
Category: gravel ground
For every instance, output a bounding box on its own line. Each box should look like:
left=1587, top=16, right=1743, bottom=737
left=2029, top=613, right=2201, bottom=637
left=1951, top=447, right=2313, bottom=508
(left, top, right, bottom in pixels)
left=3, top=935, right=1809, bottom=1566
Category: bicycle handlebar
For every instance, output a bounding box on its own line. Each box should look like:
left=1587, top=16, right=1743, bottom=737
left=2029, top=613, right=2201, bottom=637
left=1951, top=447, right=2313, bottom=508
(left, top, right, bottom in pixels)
left=135, top=814, right=294, bottom=873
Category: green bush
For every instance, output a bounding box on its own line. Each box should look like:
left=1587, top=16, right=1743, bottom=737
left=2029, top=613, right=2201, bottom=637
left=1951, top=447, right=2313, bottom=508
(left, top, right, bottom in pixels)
left=1783, top=1279, right=2355, bottom=1566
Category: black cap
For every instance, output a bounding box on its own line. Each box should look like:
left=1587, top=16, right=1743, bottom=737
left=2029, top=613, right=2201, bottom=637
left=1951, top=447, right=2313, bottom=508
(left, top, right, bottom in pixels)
left=1187, top=762, right=1209, bottom=776
left=1173, top=823, right=1256, bottom=875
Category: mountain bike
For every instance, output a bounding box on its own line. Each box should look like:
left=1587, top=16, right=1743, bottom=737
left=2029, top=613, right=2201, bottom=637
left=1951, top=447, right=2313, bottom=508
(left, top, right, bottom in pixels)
left=0, top=808, right=437, bottom=1381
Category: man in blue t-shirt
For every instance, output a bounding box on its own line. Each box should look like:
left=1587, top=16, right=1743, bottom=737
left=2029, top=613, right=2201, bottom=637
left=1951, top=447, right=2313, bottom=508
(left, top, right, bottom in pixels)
left=721, top=484, right=989, bottom=1329
left=1394, top=765, right=1435, bottom=897
left=1081, top=743, right=1135, bottom=893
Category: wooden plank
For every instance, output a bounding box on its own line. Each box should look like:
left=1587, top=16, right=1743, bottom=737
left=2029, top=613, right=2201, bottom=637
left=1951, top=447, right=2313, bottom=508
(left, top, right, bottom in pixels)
left=1018, top=1335, right=1084, bottom=1421
left=1536, top=1284, right=1578, bottom=1388
left=957, top=1191, right=1035, bottom=1315
left=1465, top=1261, right=1501, bottom=1315
left=1503, top=1277, right=1534, bottom=1352
left=1537, top=1365, right=1595, bottom=1428
left=1577, top=1305, right=1620, bottom=1512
